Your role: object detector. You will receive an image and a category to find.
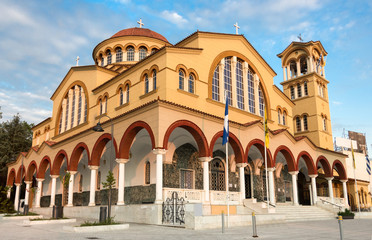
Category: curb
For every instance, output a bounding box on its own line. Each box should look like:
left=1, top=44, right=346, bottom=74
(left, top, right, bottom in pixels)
left=63, top=223, right=129, bottom=233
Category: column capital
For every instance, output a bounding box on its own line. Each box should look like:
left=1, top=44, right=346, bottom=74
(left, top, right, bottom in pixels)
left=116, top=158, right=129, bottom=164
left=198, top=157, right=212, bottom=162
left=50, top=175, right=59, bottom=179
left=152, top=148, right=166, bottom=155
left=340, top=180, right=348, bottom=183
left=24, top=181, right=32, bottom=185
left=325, top=177, right=334, bottom=181
left=236, top=163, right=248, bottom=168
left=14, top=183, right=21, bottom=187
left=68, top=171, right=77, bottom=175
left=36, top=178, right=45, bottom=182
left=267, top=167, right=275, bottom=172
left=88, top=165, right=99, bottom=170
left=309, top=174, right=318, bottom=178
left=289, top=171, right=299, bottom=176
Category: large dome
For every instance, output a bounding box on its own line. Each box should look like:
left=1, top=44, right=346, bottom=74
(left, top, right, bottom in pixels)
left=111, top=27, right=169, bottom=43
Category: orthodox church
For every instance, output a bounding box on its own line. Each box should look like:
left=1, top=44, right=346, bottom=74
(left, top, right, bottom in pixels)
left=6, top=21, right=349, bottom=227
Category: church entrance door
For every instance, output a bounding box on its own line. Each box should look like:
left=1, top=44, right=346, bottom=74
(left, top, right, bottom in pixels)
left=210, top=158, right=225, bottom=191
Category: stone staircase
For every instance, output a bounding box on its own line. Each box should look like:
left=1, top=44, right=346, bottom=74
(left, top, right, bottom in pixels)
left=275, top=203, right=337, bottom=222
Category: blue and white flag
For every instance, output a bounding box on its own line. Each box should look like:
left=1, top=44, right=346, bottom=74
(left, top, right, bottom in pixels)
left=366, top=155, right=371, bottom=175
left=222, top=95, right=229, bottom=146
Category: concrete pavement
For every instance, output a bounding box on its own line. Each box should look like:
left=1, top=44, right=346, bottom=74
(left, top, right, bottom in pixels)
left=1, top=217, right=372, bottom=239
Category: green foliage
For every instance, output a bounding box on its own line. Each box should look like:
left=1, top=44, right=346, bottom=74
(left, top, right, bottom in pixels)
left=102, top=171, right=116, bottom=190
left=0, top=114, right=33, bottom=186
left=59, top=171, right=71, bottom=189
left=338, top=208, right=355, bottom=217
left=80, top=217, right=118, bottom=227
left=0, top=186, right=14, bottom=213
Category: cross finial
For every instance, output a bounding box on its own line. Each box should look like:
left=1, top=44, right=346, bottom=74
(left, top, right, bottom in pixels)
left=137, top=18, right=144, bottom=28
left=297, top=33, right=303, bottom=42
left=76, top=56, right=80, bottom=66
left=234, top=22, right=240, bottom=35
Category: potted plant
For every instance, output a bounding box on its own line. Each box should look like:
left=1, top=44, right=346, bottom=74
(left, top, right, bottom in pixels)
left=338, top=208, right=355, bottom=219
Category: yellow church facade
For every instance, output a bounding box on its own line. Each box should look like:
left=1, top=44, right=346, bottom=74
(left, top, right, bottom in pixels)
left=6, top=26, right=349, bottom=226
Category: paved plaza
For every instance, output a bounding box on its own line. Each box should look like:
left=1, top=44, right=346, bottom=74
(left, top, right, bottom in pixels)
left=1, top=218, right=372, bottom=240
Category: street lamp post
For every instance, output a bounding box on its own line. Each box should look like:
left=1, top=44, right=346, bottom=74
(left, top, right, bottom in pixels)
left=93, top=115, right=114, bottom=220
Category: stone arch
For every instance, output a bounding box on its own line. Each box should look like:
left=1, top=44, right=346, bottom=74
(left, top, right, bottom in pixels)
left=163, top=120, right=209, bottom=158
left=296, top=151, right=317, bottom=175
left=16, top=165, right=26, bottom=184
left=118, top=121, right=155, bottom=159
left=7, top=168, right=16, bottom=186
left=26, top=161, right=38, bottom=181
left=209, top=131, right=244, bottom=164
left=316, top=155, right=332, bottom=177
left=37, top=156, right=51, bottom=179
left=245, top=139, right=273, bottom=167
left=51, top=150, right=69, bottom=175
left=69, top=142, right=90, bottom=171
left=273, top=145, right=296, bottom=172
left=90, top=133, right=119, bottom=166
left=332, top=160, right=347, bottom=180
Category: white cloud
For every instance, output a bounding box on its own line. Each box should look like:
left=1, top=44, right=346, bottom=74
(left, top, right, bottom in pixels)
left=332, top=101, right=342, bottom=105
left=161, top=10, right=188, bottom=27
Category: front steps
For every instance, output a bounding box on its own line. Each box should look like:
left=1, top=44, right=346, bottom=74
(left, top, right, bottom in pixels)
left=275, top=203, right=337, bottom=222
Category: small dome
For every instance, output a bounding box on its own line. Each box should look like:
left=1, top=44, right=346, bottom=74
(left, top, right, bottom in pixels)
left=111, top=27, right=169, bottom=43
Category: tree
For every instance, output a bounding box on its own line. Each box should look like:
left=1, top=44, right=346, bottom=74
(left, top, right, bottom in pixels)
left=0, top=114, right=33, bottom=186
left=102, top=170, right=116, bottom=221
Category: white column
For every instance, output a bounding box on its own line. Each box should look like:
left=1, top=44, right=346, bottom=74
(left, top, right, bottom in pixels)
left=309, top=184, right=313, bottom=205
left=237, top=163, right=248, bottom=202
left=153, top=149, right=166, bottom=203
left=80, top=90, right=86, bottom=123
left=341, top=180, right=348, bottom=204
left=67, top=171, right=76, bottom=207
left=61, top=98, right=67, bottom=132
left=199, top=157, right=211, bottom=203
left=50, top=175, right=58, bottom=207
left=286, top=65, right=290, bottom=80
left=73, top=86, right=79, bottom=127
left=116, top=158, right=129, bottom=205
left=14, top=184, right=20, bottom=211
left=326, top=177, right=334, bottom=203
left=35, top=179, right=44, bottom=208
left=6, top=186, right=11, bottom=199
left=88, top=166, right=98, bottom=206
left=309, top=175, right=318, bottom=205
left=250, top=168, right=254, bottom=198
left=67, top=89, right=73, bottom=129
left=282, top=67, right=286, bottom=81
left=290, top=171, right=299, bottom=205
left=268, top=168, right=275, bottom=205
left=296, top=61, right=301, bottom=77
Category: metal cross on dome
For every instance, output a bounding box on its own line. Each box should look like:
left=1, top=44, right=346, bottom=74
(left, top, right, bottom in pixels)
left=137, top=18, right=144, bottom=28
left=234, top=22, right=240, bottom=34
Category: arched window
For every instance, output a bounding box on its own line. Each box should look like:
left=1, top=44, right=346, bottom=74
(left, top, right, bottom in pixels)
left=236, top=60, right=244, bottom=110
left=224, top=57, right=232, bottom=106
left=289, top=60, right=297, bottom=78
left=116, top=48, right=122, bottom=62
left=144, top=74, right=149, bottom=94
left=297, top=83, right=302, bottom=98
left=119, top=88, right=124, bottom=105
left=303, top=115, right=308, bottom=131
left=321, top=85, right=324, bottom=98
left=188, top=73, right=195, bottom=93
left=212, top=66, right=220, bottom=101
left=100, top=55, right=104, bottom=67
left=283, top=111, right=287, bottom=125
left=179, top=69, right=185, bottom=90
left=104, top=96, right=107, bottom=114
left=296, top=117, right=301, bottom=132
left=278, top=109, right=282, bottom=124
left=258, top=86, right=264, bottom=117
left=125, top=84, right=130, bottom=103
left=152, top=70, right=157, bottom=91
left=300, top=57, right=307, bottom=75
left=65, top=97, right=69, bottom=131
left=99, top=99, right=103, bottom=115
left=139, top=47, right=147, bottom=60
left=77, top=87, right=82, bottom=125
left=304, top=81, right=308, bottom=96
left=58, top=114, right=63, bottom=134
left=70, top=89, right=75, bottom=129
left=97, top=171, right=101, bottom=190
left=145, top=161, right=150, bottom=184
left=107, top=50, right=112, bottom=65
left=290, top=86, right=295, bottom=99
left=323, top=116, right=327, bottom=131
left=126, top=46, right=134, bottom=61
left=247, top=69, right=255, bottom=113
left=151, top=48, right=158, bottom=54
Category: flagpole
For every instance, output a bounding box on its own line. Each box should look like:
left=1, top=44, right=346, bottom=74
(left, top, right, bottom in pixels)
left=264, top=104, right=270, bottom=211
left=226, top=138, right=229, bottom=228
left=223, top=90, right=230, bottom=228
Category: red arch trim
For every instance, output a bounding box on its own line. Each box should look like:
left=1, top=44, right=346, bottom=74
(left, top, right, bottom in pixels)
left=16, top=165, right=26, bottom=184
left=7, top=168, right=16, bottom=186
left=118, top=121, right=155, bottom=159
left=332, top=160, right=347, bottom=180
left=209, top=131, right=244, bottom=164
left=37, top=156, right=51, bottom=179
left=51, top=150, right=69, bottom=175
left=273, top=145, right=297, bottom=172
left=26, top=160, right=38, bottom=181
left=297, top=151, right=317, bottom=175
left=316, top=155, right=332, bottom=177
left=245, top=139, right=273, bottom=167
left=90, top=133, right=119, bottom=166
left=162, top=120, right=209, bottom=158
left=69, top=142, right=90, bottom=171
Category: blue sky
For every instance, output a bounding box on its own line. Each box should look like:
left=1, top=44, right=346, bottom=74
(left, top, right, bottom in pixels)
left=0, top=0, right=371, bottom=150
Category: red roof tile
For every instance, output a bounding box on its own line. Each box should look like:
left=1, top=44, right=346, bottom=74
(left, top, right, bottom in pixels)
left=111, top=27, right=169, bottom=43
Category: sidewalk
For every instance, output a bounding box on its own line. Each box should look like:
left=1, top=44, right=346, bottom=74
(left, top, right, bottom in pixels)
left=1, top=217, right=372, bottom=240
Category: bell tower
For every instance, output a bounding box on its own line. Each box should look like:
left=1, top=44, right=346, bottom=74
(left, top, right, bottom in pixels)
left=277, top=41, right=333, bottom=150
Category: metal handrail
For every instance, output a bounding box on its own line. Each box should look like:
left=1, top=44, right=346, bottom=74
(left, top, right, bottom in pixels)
left=320, top=199, right=343, bottom=210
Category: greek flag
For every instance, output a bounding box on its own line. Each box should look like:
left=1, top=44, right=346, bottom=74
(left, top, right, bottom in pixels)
left=222, top=95, right=229, bottom=146
left=366, top=155, right=371, bottom=175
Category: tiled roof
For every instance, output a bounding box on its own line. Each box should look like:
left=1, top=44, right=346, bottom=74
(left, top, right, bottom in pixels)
left=111, top=27, right=169, bottom=43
